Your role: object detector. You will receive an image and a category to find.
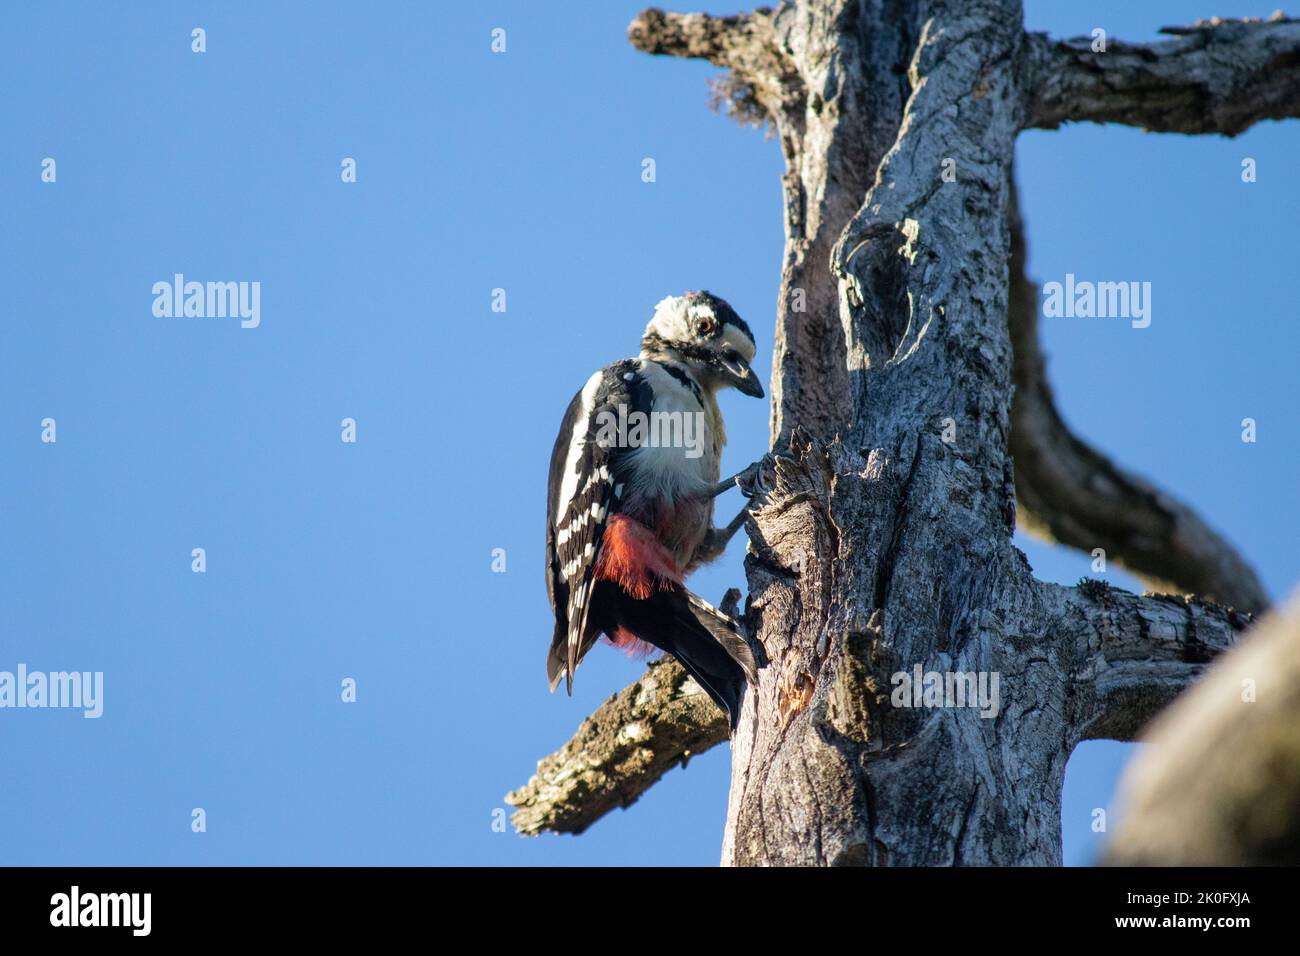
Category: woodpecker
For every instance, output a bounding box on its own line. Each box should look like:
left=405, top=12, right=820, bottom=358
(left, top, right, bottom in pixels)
left=545, top=291, right=764, bottom=730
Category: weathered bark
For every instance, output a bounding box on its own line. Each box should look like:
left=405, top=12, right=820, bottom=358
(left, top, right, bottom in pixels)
left=1025, top=13, right=1300, bottom=135
left=1057, top=582, right=1250, bottom=745
left=1105, top=590, right=1300, bottom=865
left=510, top=3, right=1284, bottom=865
left=507, top=657, right=728, bottom=835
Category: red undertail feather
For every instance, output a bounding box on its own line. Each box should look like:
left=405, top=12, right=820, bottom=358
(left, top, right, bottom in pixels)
left=608, top=625, right=655, bottom=658
left=593, top=513, right=683, bottom=597
left=595, top=513, right=683, bottom=657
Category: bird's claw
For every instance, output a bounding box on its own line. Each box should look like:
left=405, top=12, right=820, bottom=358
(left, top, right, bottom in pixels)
left=736, top=457, right=774, bottom=502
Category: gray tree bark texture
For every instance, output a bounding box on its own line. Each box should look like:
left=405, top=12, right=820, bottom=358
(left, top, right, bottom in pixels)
left=508, top=2, right=1300, bottom=865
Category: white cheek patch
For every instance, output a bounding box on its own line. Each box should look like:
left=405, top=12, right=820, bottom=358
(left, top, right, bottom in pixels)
left=719, top=324, right=756, bottom=363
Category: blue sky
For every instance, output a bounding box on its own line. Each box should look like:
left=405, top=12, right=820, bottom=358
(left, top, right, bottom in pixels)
left=0, top=1, right=1294, bottom=867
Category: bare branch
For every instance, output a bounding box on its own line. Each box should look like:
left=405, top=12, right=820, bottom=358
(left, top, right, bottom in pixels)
left=1024, top=14, right=1300, bottom=135
left=627, top=7, right=802, bottom=127
left=506, top=658, right=728, bottom=836
left=1008, top=179, right=1269, bottom=614
left=1104, top=589, right=1300, bottom=865
left=627, top=7, right=769, bottom=68
left=1051, top=579, right=1251, bottom=744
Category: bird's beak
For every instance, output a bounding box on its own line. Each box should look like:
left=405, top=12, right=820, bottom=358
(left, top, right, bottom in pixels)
left=720, top=352, right=765, bottom=398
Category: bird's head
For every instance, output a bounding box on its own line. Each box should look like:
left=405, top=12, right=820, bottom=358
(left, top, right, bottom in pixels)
left=640, top=291, right=764, bottom=398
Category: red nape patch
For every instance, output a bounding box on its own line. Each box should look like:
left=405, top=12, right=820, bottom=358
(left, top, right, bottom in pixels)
left=594, top=513, right=682, bottom=599
left=605, top=626, right=657, bottom=659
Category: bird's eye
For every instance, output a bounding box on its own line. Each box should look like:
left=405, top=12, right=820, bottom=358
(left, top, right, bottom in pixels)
left=695, top=316, right=716, bottom=336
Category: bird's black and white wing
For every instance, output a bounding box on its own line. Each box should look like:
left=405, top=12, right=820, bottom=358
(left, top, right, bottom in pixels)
left=545, top=360, right=649, bottom=692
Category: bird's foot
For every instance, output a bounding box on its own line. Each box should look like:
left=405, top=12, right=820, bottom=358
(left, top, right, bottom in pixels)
left=735, top=455, right=776, bottom=504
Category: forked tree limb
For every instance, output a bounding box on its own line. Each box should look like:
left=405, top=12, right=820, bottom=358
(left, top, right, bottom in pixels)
left=1024, top=14, right=1300, bottom=135
left=1007, top=179, right=1269, bottom=614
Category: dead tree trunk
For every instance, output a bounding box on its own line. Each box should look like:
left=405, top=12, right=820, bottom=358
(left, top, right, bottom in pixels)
left=508, top=2, right=1300, bottom=865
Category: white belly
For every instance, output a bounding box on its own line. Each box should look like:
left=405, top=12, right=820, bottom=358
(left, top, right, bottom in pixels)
left=624, top=362, right=720, bottom=503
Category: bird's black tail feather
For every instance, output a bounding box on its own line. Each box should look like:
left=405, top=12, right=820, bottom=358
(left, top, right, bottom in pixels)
left=591, top=580, right=758, bottom=731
